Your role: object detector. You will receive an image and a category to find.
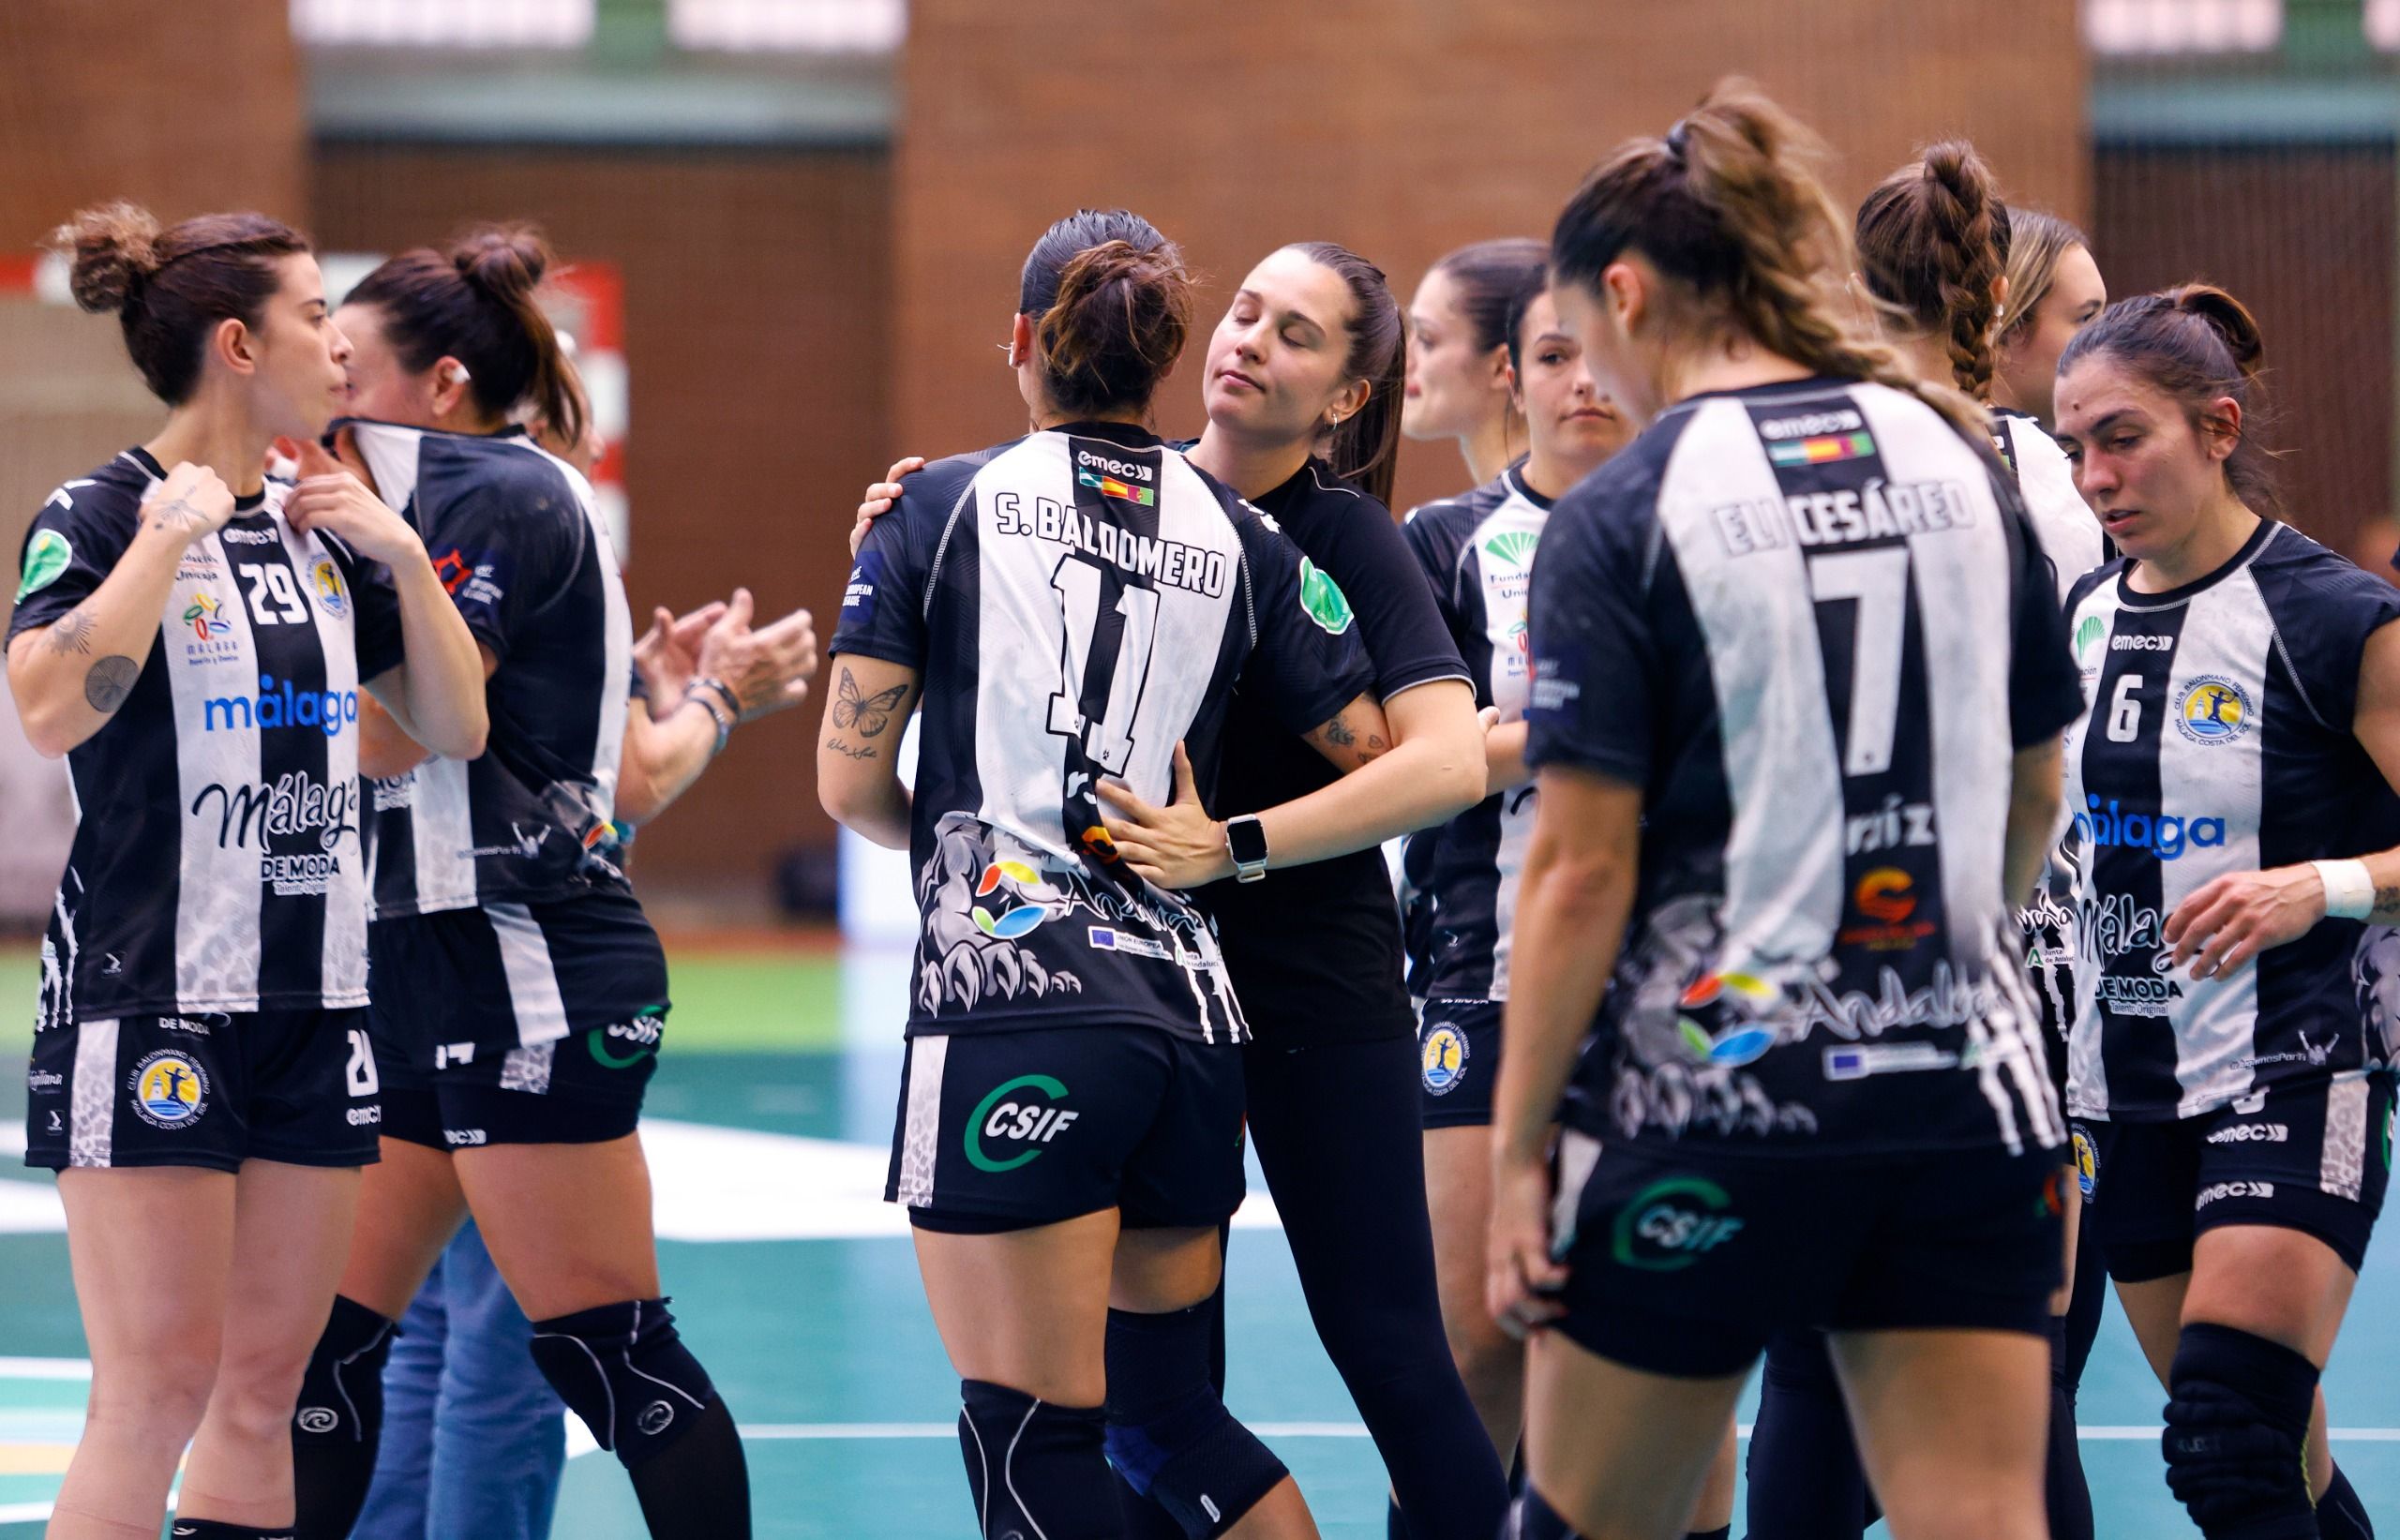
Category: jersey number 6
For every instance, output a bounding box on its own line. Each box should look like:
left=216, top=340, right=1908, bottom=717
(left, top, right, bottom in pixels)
left=1047, top=552, right=1162, bottom=776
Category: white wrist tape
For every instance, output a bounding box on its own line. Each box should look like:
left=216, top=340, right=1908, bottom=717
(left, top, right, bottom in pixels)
left=2311, top=859, right=2376, bottom=921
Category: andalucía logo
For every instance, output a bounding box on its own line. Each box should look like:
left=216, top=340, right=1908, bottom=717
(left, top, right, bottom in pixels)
left=966, top=1074, right=1078, bottom=1172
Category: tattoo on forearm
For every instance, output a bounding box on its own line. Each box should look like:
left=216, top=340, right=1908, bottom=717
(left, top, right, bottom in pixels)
left=831, top=666, right=908, bottom=739
left=825, top=737, right=877, bottom=761
left=46, top=609, right=95, bottom=655
left=83, top=656, right=138, bottom=713
left=1363, top=733, right=1388, bottom=758
left=149, top=496, right=209, bottom=534
left=1321, top=715, right=1357, bottom=749
left=2377, top=885, right=2400, bottom=916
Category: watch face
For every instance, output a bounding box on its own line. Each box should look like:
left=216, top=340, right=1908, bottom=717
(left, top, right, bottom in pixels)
left=1227, top=817, right=1269, bottom=867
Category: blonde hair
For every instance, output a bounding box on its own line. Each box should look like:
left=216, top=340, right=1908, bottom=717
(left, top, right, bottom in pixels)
left=1549, top=78, right=1988, bottom=440
left=1997, top=209, right=2088, bottom=351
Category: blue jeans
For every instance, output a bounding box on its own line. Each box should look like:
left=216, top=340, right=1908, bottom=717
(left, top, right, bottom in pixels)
left=352, top=1220, right=568, bottom=1540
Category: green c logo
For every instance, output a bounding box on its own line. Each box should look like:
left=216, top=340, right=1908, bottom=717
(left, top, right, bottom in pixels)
left=966, top=1074, right=1074, bottom=1173
left=1610, top=1175, right=1744, bottom=1272
left=588, top=1006, right=666, bottom=1069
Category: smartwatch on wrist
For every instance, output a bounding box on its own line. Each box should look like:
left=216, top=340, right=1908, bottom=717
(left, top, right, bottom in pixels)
left=1224, top=815, right=1269, bottom=884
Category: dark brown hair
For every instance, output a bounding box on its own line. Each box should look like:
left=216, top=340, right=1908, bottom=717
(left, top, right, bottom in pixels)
left=1289, top=241, right=1404, bottom=506
left=2059, top=282, right=2279, bottom=516
left=1019, top=210, right=1193, bottom=419
left=1428, top=237, right=1548, bottom=357
left=343, top=224, right=584, bottom=447
left=52, top=202, right=311, bottom=405
left=1549, top=79, right=1985, bottom=439
left=1855, top=141, right=2014, bottom=398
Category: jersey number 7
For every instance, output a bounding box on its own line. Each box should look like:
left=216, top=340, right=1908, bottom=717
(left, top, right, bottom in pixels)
left=1808, top=547, right=1911, bottom=777
left=1047, top=552, right=1162, bottom=777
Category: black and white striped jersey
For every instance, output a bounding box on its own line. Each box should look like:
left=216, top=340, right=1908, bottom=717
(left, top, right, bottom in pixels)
left=1994, top=410, right=2108, bottom=1047
left=1526, top=379, right=2085, bottom=1159
left=2062, top=520, right=2400, bottom=1121
left=343, top=422, right=632, bottom=918
left=8, top=448, right=405, bottom=1023
left=1403, top=465, right=1551, bottom=1004
left=830, top=422, right=1373, bottom=1044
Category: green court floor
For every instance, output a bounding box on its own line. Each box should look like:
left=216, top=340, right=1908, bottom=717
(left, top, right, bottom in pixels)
left=1, top=945, right=2394, bottom=1536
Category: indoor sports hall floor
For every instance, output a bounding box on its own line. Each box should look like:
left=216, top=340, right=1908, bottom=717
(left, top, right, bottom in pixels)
left=1, top=942, right=2394, bottom=1538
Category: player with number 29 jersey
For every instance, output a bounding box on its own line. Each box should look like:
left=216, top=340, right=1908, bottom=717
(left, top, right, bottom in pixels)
left=832, top=422, right=1372, bottom=1046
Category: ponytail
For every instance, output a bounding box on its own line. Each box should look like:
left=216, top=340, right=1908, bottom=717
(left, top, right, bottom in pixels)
left=1020, top=211, right=1192, bottom=419
left=1855, top=140, right=2012, bottom=398
left=53, top=202, right=310, bottom=406
left=343, top=222, right=583, bottom=446
left=1550, top=79, right=1988, bottom=441
left=1288, top=241, right=1405, bottom=506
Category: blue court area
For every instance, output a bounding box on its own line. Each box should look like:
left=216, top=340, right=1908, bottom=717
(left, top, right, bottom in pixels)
left=1, top=941, right=2394, bottom=1537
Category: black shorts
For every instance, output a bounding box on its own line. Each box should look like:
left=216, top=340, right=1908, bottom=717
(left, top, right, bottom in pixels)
left=1548, top=1134, right=2066, bottom=1379
left=2076, top=1071, right=2394, bottom=1282
left=368, top=892, right=669, bottom=1151
left=24, top=1008, right=380, bottom=1173
left=1418, top=998, right=1501, bottom=1130
left=887, top=1024, right=1247, bottom=1233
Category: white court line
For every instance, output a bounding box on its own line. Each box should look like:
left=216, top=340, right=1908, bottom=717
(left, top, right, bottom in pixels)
left=0, top=1357, right=89, bottom=1381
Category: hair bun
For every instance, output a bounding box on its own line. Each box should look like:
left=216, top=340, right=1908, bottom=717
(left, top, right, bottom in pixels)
left=52, top=201, right=164, bottom=315
left=452, top=224, right=551, bottom=302
left=2168, top=282, right=2265, bottom=379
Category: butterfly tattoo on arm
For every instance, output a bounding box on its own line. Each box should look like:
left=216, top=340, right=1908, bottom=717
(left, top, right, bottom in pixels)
left=831, top=666, right=910, bottom=739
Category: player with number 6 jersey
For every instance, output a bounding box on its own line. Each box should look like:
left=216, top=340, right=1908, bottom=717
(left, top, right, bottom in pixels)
left=2052, top=283, right=2398, bottom=1539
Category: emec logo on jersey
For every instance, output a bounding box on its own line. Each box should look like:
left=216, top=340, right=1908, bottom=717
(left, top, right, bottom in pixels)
left=1298, top=558, right=1355, bottom=635
left=2176, top=675, right=2253, bottom=744
left=1611, top=1175, right=1746, bottom=1271
left=965, top=1074, right=1079, bottom=1172
left=1420, top=1022, right=1470, bottom=1095
left=129, top=1049, right=208, bottom=1129
left=17, top=529, right=71, bottom=602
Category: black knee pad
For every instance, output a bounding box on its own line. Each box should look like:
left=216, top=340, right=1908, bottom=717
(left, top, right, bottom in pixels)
left=529, top=1297, right=716, bottom=1469
left=2162, top=1322, right=2319, bottom=1540
left=292, top=1294, right=397, bottom=1446
left=959, top=1379, right=1116, bottom=1540
left=1102, top=1307, right=1289, bottom=1538
left=1507, top=1487, right=1579, bottom=1539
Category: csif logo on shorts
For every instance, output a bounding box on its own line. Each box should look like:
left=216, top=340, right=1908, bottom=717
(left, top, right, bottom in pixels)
left=590, top=1006, right=668, bottom=1069
left=1610, top=1176, right=1745, bottom=1272
left=203, top=674, right=360, bottom=738
left=965, top=1074, right=1079, bottom=1173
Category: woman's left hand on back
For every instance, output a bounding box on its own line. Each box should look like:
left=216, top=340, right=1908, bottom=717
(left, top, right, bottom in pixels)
left=1097, top=743, right=1234, bottom=889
